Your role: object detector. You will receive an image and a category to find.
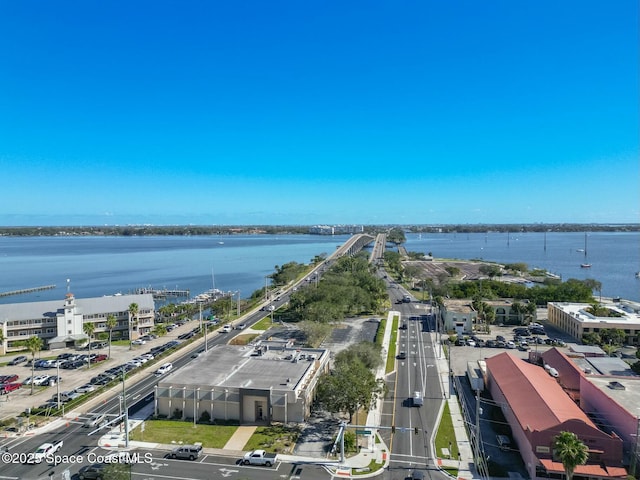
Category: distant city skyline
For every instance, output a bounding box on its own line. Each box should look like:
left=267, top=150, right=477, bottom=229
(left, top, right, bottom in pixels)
left=1, top=1, right=638, bottom=227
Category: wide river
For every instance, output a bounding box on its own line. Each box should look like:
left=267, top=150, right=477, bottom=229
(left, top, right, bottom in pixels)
left=0, top=231, right=638, bottom=305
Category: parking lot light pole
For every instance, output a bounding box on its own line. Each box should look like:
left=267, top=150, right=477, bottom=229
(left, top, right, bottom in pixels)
left=56, top=362, right=61, bottom=410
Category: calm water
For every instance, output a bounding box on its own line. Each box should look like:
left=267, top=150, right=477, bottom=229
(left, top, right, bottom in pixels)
left=403, top=231, right=640, bottom=302
left=0, top=235, right=348, bottom=305
left=0, top=232, right=638, bottom=305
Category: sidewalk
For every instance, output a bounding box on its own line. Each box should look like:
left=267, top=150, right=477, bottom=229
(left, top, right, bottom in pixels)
left=12, top=308, right=477, bottom=479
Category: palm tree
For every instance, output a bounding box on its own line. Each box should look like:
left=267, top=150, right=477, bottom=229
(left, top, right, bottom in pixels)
left=553, top=431, right=588, bottom=480
left=23, top=336, right=44, bottom=395
left=152, top=323, right=167, bottom=338
left=83, top=321, right=96, bottom=369
left=128, top=302, right=138, bottom=350
left=106, top=314, right=117, bottom=359
left=0, top=329, right=5, bottom=355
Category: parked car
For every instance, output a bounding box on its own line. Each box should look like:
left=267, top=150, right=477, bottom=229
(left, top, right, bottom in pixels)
left=76, top=384, right=96, bottom=394
left=32, top=375, right=51, bottom=386
left=0, top=383, right=21, bottom=394
left=8, top=356, right=27, bottom=366
left=131, top=339, right=146, bottom=345
left=242, top=449, right=277, bottom=467
left=169, top=444, right=202, bottom=460
left=45, top=376, right=62, bottom=386
left=78, top=463, right=106, bottom=479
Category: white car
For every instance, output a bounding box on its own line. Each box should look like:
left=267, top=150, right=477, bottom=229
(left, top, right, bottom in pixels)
left=155, top=363, right=173, bottom=375
left=131, top=339, right=146, bottom=345
left=76, top=384, right=96, bottom=394
left=506, top=341, right=516, bottom=349
left=32, top=375, right=51, bottom=386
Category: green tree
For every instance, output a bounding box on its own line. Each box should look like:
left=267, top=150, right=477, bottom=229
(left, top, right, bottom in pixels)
left=553, top=431, right=588, bottom=480
left=22, top=336, right=44, bottom=395
left=128, top=302, right=139, bottom=350
left=83, top=321, right=96, bottom=369
left=153, top=323, right=167, bottom=338
left=298, top=321, right=332, bottom=347
left=106, top=314, right=118, bottom=359
left=317, top=359, right=385, bottom=423
left=335, top=342, right=383, bottom=371
left=387, top=227, right=406, bottom=245
left=479, top=264, right=502, bottom=278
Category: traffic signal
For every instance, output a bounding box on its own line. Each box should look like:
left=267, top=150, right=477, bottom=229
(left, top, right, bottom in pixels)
left=414, top=427, right=419, bottom=435
left=391, top=425, right=395, bottom=434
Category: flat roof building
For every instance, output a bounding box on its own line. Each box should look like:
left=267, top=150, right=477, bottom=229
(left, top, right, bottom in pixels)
left=155, top=342, right=330, bottom=425
left=548, top=302, right=640, bottom=346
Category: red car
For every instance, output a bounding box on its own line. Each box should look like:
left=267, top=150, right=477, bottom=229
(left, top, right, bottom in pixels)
left=90, top=354, right=108, bottom=363
left=0, top=383, right=21, bottom=394
left=0, top=375, right=19, bottom=383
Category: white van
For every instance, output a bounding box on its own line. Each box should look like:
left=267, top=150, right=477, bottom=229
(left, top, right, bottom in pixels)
left=155, top=363, right=173, bottom=375
left=412, top=391, right=424, bottom=407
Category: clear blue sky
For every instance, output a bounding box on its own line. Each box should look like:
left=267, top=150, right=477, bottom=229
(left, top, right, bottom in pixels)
left=1, top=1, right=638, bottom=226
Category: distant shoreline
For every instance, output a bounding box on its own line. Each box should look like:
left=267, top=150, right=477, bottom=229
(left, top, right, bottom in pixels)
left=0, top=223, right=638, bottom=237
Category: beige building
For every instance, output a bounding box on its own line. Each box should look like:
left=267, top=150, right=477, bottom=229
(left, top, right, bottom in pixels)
left=441, top=300, right=477, bottom=334
left=155, top=342, right=330, bottom=425
left=0, top=293, right=155, bottom=353
left=547, top=301, right=640, bottom=346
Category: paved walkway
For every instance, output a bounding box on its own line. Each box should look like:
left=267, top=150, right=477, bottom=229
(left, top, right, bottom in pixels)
left=223, top=425, right=257, bottom=450
left=8, top=305, right=478, bottom=479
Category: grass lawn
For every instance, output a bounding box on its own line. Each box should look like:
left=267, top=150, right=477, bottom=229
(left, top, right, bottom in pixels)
left=435, top=401, right=459, bottom=459
left=229, top=334, right=259, bottom=345
left=251, top=317, right=273, bottom=330
left=129, top=420, right=238, bottom=448
left=385, top=314, right=400, bottom=374
left=243, top=424, right=300, bottom=453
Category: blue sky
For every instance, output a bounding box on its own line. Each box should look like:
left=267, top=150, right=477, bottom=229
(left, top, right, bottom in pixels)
left=1, top=1, right=638, bottom=226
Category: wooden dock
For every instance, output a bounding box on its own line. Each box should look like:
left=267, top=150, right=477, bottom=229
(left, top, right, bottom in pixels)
left=0, top=284, right=56, bottom=298
left=135, top=287, right=190, bottom=298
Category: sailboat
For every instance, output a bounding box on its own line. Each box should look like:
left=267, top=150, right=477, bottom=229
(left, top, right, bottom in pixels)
left=580, top=233, right=591, bottom=268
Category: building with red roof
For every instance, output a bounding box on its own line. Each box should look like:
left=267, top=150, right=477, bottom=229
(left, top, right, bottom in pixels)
left=485, top=352, right=625, bottom=480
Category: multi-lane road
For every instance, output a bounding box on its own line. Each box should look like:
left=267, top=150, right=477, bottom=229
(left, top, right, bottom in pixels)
left=2, top=244, right=453, bottom=480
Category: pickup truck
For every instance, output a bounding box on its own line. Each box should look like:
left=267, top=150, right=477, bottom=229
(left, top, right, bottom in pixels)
left=242, top=449, right=278, bottom=467
left=28, top=440, right=63, bottom=463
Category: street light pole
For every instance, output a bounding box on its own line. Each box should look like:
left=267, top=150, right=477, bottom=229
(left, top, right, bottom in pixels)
left=122, top=368, right=129, bottom=448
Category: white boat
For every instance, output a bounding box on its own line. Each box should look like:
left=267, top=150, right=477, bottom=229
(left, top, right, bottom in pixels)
left=580, top=263, right=592, bottom=269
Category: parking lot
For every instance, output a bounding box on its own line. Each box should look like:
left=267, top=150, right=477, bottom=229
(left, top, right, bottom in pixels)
left=0, top=317, right=207, bottom=422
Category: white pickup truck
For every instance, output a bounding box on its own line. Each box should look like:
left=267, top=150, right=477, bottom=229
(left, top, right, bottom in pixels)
left=242, top=449, right=278, bottom=467
left=28, top=439, right=63, bottom=463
